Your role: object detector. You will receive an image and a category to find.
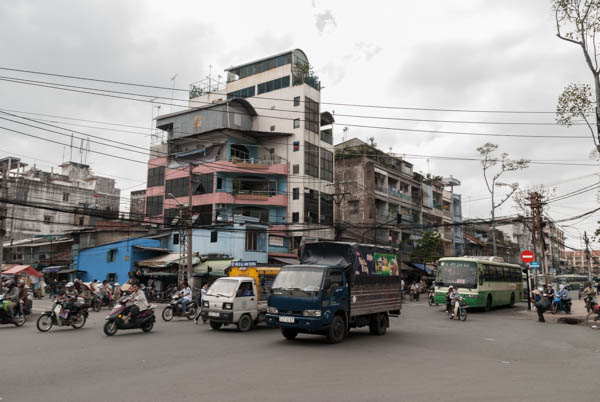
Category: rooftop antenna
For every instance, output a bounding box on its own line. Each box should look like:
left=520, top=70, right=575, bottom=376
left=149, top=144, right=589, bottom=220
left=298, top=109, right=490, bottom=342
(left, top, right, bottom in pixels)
left=343, top=126, right=348, bottom=142
left=170, top=73, right=178, bottom=113
left=207, top=65, right=213, bottom=92
left=427, top=158, right=431, bottom=176
left=70, top=132, right=74, bottom=162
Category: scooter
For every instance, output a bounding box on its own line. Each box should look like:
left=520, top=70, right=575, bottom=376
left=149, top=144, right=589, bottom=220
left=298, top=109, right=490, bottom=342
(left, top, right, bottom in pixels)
left=91, top=291, right=114, bottom=312
left=428, top=288, right=437, bottom=306
left=103, top=296, right=155, bottom=336
left=448, top=298, right=467, bottom=321
left=162, top=295, right=198, bottom=321
left=551, top=296, right=572, bottom=314
left=36, top=297, right=89, bottom=332
left=584, top=296, right=597, bottom=313
left=0, top=294, right=29, bottom=327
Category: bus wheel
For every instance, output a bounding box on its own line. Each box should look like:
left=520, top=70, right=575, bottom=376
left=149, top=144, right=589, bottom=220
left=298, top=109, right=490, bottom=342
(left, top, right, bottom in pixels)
left=485, top=295, right=493, bottom=312
left=509, top=293, right=515, bottom=307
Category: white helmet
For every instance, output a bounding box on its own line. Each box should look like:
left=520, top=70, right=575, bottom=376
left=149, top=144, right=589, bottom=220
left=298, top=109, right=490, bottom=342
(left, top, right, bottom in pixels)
left=66, top=282, right=74, bottom=288
left=114, top=282, right=120, bottom=286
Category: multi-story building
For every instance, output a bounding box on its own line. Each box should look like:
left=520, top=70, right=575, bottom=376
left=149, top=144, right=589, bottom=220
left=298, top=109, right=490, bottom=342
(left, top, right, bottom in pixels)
left=1, top=157, right=120, bottom=243
left=334, top=138, right=462, bottom=261
left=146, top=49, right=334, bottom=259
left=129, top=189, right=146, bottom=221
left=566, top=250, right=600, bottom=275
left=542, top=219, right=566, bottom=273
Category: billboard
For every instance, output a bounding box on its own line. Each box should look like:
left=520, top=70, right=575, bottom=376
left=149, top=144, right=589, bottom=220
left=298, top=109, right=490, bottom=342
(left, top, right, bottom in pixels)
left=354, top=250, right=399, bottom=276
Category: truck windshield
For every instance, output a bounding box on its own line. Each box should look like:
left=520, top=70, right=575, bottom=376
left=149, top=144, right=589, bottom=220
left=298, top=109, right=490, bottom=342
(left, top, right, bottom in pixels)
left=272, top=267, right=325, bottom=293
left=438, top=260, right=478, bottom=289
left=207, top=279, right=238, bottom=297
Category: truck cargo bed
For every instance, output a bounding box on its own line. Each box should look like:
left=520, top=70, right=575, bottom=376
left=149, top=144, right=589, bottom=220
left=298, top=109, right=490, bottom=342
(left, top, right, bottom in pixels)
left=350, top=281, right=402, bottom=317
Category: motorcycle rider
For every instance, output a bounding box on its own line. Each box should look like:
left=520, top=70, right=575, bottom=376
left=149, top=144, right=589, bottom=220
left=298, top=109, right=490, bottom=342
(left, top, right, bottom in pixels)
left=64, top=282, right=80, bottom=317
left=177, top=281, right=192, bottom=314
left=101, top=280, right=113, bottom=305
left=17, top=280, right=28, bottom=315
left=445, top=286, right=455, bottom=315
left=583, top=282, right=597, bottom=306
left=556, top=284, right=570, bottom=312
left=448, top=286, right=462, bottom=318
left=4, top=280, right=19, bottom=320
left=123, top=282, right=148, bottom=323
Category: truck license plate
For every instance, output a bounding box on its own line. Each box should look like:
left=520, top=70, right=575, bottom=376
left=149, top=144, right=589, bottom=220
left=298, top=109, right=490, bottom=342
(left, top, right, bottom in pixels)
left=208, top=312, right=219, bottom=317
left=279, top=316, right=294, bottom=323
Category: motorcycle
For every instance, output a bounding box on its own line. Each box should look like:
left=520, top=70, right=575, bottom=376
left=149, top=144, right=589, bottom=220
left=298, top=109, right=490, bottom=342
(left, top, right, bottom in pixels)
left=36, top=297, right=88, bottom=332
left=0, top=294, right=29, bottom=327
left=584, top=296, right=597, bottom=313
left=585, top=303, right=600, bottom=329
left=550, top=296, right=572, bottom=314
left=428, top=289, right=438, bottom=306
left=103, top=296, right=155, bottom=336
left=162, top=295, right=198, bottom=321
left=91, top=291, right=114, bottom=312
left=448, top=298, right=467, bottom=321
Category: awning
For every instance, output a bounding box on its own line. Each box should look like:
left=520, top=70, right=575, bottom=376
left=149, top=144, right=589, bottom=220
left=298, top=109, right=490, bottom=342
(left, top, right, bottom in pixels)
left=58, top=268, right=87, bottom=275
left=43, top=265, right=66, bottom=273
left=137, top=253, right=201, bottom=268
left=270, top=257, right=299, bottom=265
left=408, top=263, right=434, bottom=275
left=141, top=270, right=177, bottom=277
left=193, top=259, right=236, bottom=277
left=400, top=262, right=415, bottom=271
left=2, top=265, right=42, bottom=277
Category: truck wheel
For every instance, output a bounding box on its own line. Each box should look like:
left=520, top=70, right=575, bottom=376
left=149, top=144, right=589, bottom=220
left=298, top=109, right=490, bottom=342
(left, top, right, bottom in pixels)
left=326, top=315, right=346, bottom=344
left=281, top=328, right=299, bottom=340
left=209, top=321, right=222, bottom=330
left=237, top=314, right=252, bottom=332
left=369, top=313, right=388, bottom=336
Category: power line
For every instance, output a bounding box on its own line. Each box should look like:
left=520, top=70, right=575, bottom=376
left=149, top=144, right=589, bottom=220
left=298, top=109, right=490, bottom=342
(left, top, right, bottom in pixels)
left=0, top=65, right=586, bottom=114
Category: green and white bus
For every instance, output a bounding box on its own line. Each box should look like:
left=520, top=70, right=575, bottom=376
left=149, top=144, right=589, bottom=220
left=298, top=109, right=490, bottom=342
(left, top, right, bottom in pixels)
left=555, top=274, right=588, bottom=290
left=433, top=257, right=524, bottom=310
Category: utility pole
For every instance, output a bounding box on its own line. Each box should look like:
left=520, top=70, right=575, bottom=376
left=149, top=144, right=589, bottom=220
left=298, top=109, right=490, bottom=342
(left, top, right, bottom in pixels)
left=584, top=231, right=592, bottom=283
left=0, top=157, right=11, bottom=267
left=187, top=163, right=194, bottom=283
left=328, top=181, right=351, bottom=241
left=529, top=191, right=550, bottom=285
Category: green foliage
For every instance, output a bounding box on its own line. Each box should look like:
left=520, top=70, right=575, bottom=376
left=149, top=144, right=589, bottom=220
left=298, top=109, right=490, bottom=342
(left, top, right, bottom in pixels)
left=410, top=230, right=443, bottom=264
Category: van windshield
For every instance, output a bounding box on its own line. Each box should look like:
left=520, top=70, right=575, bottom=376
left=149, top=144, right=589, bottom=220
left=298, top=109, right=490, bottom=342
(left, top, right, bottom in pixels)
left=207, top=279, right=238, bottom=297
left=272, top=266, right=325, bottom=293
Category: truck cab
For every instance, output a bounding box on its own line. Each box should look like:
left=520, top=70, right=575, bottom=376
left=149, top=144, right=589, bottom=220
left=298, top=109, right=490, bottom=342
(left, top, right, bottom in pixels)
left=201, top=266, right=280, bottom=332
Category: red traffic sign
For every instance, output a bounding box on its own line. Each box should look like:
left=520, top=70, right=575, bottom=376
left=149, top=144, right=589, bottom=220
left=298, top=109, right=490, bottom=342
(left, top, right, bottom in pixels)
left=521, top=250, right=534, bottom=263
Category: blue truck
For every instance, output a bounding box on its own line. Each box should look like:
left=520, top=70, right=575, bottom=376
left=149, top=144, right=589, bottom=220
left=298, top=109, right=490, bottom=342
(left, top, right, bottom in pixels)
left=265, top=242, right=403, bottom=343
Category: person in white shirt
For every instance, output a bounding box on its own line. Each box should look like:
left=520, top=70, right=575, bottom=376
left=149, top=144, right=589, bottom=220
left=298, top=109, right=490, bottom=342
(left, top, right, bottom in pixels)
left=124, top=282, right=148, bottom=323
left=177, top=281, right=192, bottom=314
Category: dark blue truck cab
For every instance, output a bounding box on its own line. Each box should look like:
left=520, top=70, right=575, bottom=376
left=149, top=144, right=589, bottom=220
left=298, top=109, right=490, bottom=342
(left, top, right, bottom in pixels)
left=265, top=242, right=402, bottom=343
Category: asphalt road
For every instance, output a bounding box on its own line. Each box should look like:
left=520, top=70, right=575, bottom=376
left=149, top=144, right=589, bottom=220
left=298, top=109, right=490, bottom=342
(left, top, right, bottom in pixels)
left=1, top=300, right=599, bottom=402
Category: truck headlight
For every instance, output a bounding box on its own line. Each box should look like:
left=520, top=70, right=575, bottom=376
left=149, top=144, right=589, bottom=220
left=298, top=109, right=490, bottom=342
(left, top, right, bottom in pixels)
left=203, top=301, right=209, bottom=308
left=222, top=302, right=233, bottom=310
left=267, top=306, right=278, bottom=314
left=302, top=309, right=321, bottom=317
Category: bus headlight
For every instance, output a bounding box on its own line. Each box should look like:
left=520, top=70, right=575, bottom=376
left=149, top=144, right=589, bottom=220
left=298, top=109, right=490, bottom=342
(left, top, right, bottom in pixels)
left=267, top=306, right=278, bottom=314
left=303, top=310, right=321, bottom=317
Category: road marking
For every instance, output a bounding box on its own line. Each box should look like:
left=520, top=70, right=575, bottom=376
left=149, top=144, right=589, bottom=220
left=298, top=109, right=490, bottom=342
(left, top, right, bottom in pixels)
left=485, top=338, right=496, bottom=341
left=501, top=361, right=510, bottom=364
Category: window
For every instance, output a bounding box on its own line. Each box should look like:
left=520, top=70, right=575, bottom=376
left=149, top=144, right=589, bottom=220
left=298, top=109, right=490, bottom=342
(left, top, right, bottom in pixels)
left=348, top=200, right=359, bottom=214
left=165, top=174, right=214, bottom=198
left=292, top=212, right=300, bottom=223
left=107, top=273, right=116, bottom=282
left=293, top=188, right=300, bottom=200
left=231, top=144, right=250, bottom=160
left=292, top=164, right=299, bottom=175
left=211, top=231, right=218, bottom=243
left=107, top=249, right=117, bottom=263
left=229, top=54, right=291, bottom=81
left=216, top=177, right=223, bottom=190
left=320, top=193, right=333, bottom=225
left=304, top=188, right=319, bottom=224
left=43, top=215, right=53, bottom=224
left=227, top=85, right=256, bottom=99
left=326, top=270, right=344, bottom=289
left=256, top=76, right=291, bottom=95
left=304, top=142, right=319, bottom=178
left=293, top=118, right=300, bottom=129
left=293, top=141, right=300, bottom=151
left=79, top=216, right=85, bottom=226
left=320, top=149, right=333, bottom=182
left=62, top=193, right=69, bottom=202
left=146, top=195, right=163, bottom=216
left=173, top=233, right=180, bottom=245
left=294, top=96, right=300, bottom=106
left=236, top=282, right=255, bottom=297
left=304, top=96, right=320, bottom=134
left=245, top=230, right=266, bottom=251
left=147, top=166, right=165, bottom=187
left=165, top=177, right=188, bottom=198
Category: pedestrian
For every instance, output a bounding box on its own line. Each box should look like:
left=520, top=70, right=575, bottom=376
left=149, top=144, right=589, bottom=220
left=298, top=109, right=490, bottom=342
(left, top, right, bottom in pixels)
left=410, top=282, right=418, bottom=301
left=400, top=279, right=405, bottom=300
left=533, top=289, right=550, bottom=322
left=50, top=278, right=57, bottom=299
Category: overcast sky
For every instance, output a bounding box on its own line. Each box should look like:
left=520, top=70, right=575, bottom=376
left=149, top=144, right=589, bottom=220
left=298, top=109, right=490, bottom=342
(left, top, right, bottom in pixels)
left=1, top=0, right=598, bottom=248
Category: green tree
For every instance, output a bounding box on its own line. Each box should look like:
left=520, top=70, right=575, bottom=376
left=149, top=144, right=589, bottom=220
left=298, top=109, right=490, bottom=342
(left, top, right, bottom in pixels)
left=554, top=0, right=600, bottom=150
left=410, top=230, right=443, bottom=265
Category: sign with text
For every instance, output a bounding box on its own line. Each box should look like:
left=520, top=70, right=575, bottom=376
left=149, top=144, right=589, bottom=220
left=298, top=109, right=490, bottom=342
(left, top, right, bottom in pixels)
left=231, top=261, right=257, bottom=268
left=528, top=261, right=540, bottom=269
left=521, top=250, right=534, bottom=263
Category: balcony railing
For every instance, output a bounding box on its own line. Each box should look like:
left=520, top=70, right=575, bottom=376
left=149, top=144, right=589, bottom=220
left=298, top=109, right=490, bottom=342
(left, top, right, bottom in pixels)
left=375, top=186, right=388, bottom=193
left=226, top=156, right=284, bottom=165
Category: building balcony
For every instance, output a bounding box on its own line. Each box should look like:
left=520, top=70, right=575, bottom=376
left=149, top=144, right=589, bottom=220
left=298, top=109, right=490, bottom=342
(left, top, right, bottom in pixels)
left=213, top=158, right=288, bottom=175
left=212, top=191, right=288, bottom=207
left=388, top=188, right=412, bottom=201
left=375, top=185, right=388, bottom=194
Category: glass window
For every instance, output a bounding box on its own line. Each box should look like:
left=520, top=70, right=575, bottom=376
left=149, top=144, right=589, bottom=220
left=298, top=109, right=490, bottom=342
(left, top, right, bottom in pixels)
left=293, top=188, right=300, bottom=200
left=211, top=231, right=218, bottom=243
left=292, top=164, right=299, bottom=175
left=292, top=212, right=299, bottom=223
left=282, top=75, right=290, bottom=88
left=257, top=83, right=265, bottom=94
left=147, top=166, right=165, bottom=187
left=304, top=188, right=319, bottom=224
left=320, top=149, right=333, bottom=182
left=62, top=193, right=69, bottom=202
left=438, top=260, right=478, bottom=288
left=274, top=78, right=282, bottom=90
left=294, top=96, right=300, bottom=107
left=304, top=97, right=320, bottom=134
left=293, top=141, right=300, bottom=151
left=146, top=195, right=163, bottom=216
left=320, top=193, right=333, bottom=225
left=304, top=142, right=319, bottom=178
left=293, top=118, right=300, bottom=129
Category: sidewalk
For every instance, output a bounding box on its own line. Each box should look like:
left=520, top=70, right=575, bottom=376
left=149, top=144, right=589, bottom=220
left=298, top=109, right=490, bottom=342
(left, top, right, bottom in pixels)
left=515, top=298, right=589, bottom=324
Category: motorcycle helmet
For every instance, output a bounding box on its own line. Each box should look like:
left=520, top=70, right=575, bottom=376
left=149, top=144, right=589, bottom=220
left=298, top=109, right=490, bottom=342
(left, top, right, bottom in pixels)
left=66, top=281, right=74, bottom=288
left=114, top=282, right=119, bottom=286
left=448, top=285, right=454, bottom=290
